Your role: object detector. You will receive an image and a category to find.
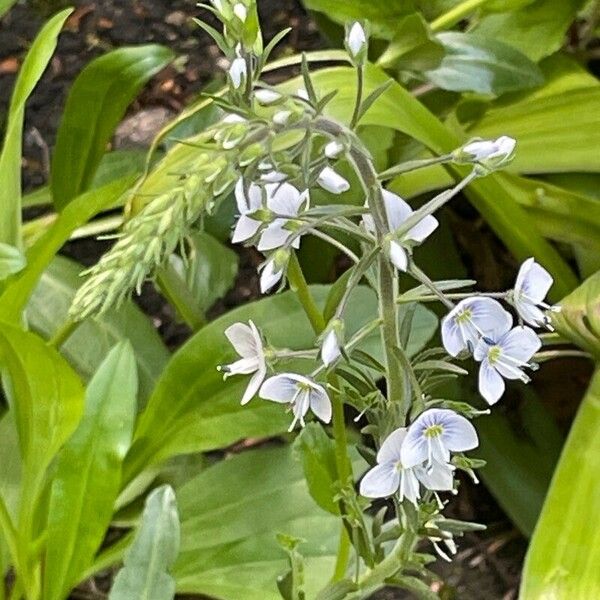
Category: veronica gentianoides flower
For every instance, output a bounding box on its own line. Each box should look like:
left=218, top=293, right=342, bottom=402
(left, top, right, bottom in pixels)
left=228, top=56, right=247, bottom=90
left=317, top=166, right=350, bottom=194
left=259, top=373, right=332, bottom=430
left=257, top=183, right=309, bottom=251
left=456, top=136, right=516, bottom=171
left=363, top=190, right=438, bottom=271
left=232, top=178, right=263, bottom=244
left=320, top=319, right=344, bottom=367
left=401, top=409, right=478, bottom=469
left=259, top=247, right=290, bottom=293
left=474, top=324, right=541, bottom=404
left=512, top=257, right=559, bottom=329
left=359, top=427, right=455, bottom=504
left=441, top=297, right=512, bottom=357
left=218, top=320, right=267, bottom=405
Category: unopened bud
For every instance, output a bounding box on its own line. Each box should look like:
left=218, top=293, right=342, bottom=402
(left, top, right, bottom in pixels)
left=233, top=2, right=247, bottom=21
left=317, top=166, right=350, bottom=195
left=324, top=140, right=345, bottom=159
left=228, top=57, right=247, bottom=90
left=254, top=88, right=283, bottom=105
left=454, top=136, right=517, bottom=172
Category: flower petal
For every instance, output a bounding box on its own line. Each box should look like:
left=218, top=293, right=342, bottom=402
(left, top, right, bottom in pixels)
left=259, top=259, right=284, bottom=293
left=321, top=330, right=341, bottom=366
left=377, top=427, right=407, bottom=464
left=309, top=384, right=332, bottom=424
left=516, top=257, right=553, bottom=304
left=388, top=241, right=408, bottom=271
left=240, top=365, right=266, bottom=405
left=416, top=460, right=454, bottom=491
left=382, top=190, right=412, bottom=231
left=441, top=315, right=466, bottom=357
left=406, top=214, right=438, bottom=243
left=478, top=361, right=505, bottom=404
left=225, top=322, right=257, bottom=358
left=398, top=469, right=421, bottom=505
left=317, top=167, right=350, bottom=194
left=499, top=326, right=541, bottom=363
left=259, top=374, right=298, bottom=403
left=266, top=182, right=304, bottom=216
left=257, top=220, right=293, bottom=251
left=469, top=297, right=513, bottom=341
left=438, top=410, right=478, bottom=452
left=232, top=215, right=261, bottom=244
left=400, top=426, right=428, bottom=468
left=359, top=463, right=400, bottom=498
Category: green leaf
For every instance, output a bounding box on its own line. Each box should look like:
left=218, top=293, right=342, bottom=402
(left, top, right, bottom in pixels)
left=109, top=485, right=180, bottom=600
left=27, top=255, right=169, bottom=402
left=0, top=175, right=134, bottom=323
left=44, top=342, right=138, bottom=600
left=521, top=369, right=600, bottom=598
left=0, top=8, right=72, bottom=247
left=293, top=423, right=340, bottom=515
left=301, top=0, right=413, bottom=39
left=378, top=13, right=444, bottom=72
left=469, top=86, right=600, bottom=174
left=173, top=445, right=340, bottom=600
left=0, top=324, right=84, bottom=497
left=474, top=0, right=586, bottom=62
left=552, top=269, right=600, bottom=360
left=425, top=32, right=544, bottom=95
left=123, top=286, right=436, bottom=483
left=169, top=231, right=239, bottom=313
left=51, top=45, right=174, bottom=209
left=0, top=243, right=25, bottom=280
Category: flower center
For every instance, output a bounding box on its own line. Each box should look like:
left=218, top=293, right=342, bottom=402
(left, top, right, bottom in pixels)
left=394, top=460, right=404, bottom=472
left=487, top=345, right=502, bottom=365
left=424, top=424, right=443, bottom=438
left=455, top=308, right=472, bottom=325
left=296, top=382, right=313, bottom=393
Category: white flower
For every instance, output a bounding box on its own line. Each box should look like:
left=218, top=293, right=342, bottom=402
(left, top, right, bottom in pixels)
left=257, top=184, right=309, bottom=251
left=474, top=325, right=541, bottom=404
left=232, top=178, right=262, bottom=244
left=401, top=408, right=478, bottom=469
left=260, top=170, right=287, bottom=183
left=441, top=297, right=512, bottom=357
left=317, top=166, right=350, bottom=194
left=460, top=136, right=516, bottom=170
left=259, top=248, right=289, bottom=293
left=347, top=22, right=367, bottom=58
left=228, top=57, right=247, bottom=89
left=233, top=2, right=247, bottom=21
left=324, top=140, right=344, bottom=159
left=255, top=89, right=282, bottom=105
left=222, top=113, right=246, bottom=124
left=219, top=320, right=267, bottom=405
left=320, top=321, right=343, bottom=366
left=359, top=428, right=455, bottom=504
left=363, top=190, right=438, bottom=271
left=513, top=257, right=558, bottom=328
left=259, top=373, right=332, bottom=430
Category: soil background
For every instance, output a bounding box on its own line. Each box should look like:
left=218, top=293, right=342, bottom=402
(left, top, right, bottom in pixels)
left=0, top=0, right=562, bottom=598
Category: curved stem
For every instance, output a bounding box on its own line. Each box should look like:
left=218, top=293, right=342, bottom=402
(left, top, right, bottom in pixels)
left=430, top=0, right=491, bottom=32
left=350, top=65, right=364, bottom=130
left=308, top=228, right=360, bottom=263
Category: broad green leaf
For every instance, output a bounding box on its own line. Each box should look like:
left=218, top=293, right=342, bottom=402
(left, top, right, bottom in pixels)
left=44, top=342, right=138, bottom=600
left=521, top=369, right=600, bottom=598
left=282, top=64, right=577, bottom=299
left=0, top=243, right=25, bottom=280
left=301, top=0, right=413, bottom=39
left=27, top=255, right=169, bottom=402
left=474, top=0, right=586, bottom=62
left=0, top=175, right=134, bottom=323
left=377, top=14, right=444, bottom=72
left=0, top=324, right=83, bottom=488
left=0, top=8, right=72, bottom=247
left=169, top=231, right=239, bottom=313
left=552, top=269, right=600, bottom=360
left=425, top=32, right=543, bottom=95
left=173, top=445, right=340, bottom=600
left=468, top=87, right=600, bottom=174
left=293, top=423, right=340, bottom=515
left=109, top=485, right=180, bottom=600
left=51, top=45, right=174, bottom=209
left=124, top=286, right=437, bottom=482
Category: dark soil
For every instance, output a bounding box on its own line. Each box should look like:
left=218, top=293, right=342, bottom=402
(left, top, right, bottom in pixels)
left=1, top=1, right=531, bottom=598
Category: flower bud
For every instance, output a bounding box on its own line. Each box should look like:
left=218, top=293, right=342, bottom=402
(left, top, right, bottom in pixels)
left=260, top=248, right=290, bottom=293
left=320, top=319, right=344, bottom=366
left=228, top=56, right=247, bottom=90
left=345, top=22, right=368, bottom=64
left=254, top=89, right=283, bottom=105
left=324, top=140, right=345, bottom=159
left=317, top=166, right=350, bottom=195
left=454, top=136, right=517, bottom=172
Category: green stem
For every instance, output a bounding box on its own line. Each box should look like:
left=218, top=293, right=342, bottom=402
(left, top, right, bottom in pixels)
left=350, top=65, right=364, bottom=130
left=156, top=265, right=207, bottom=331
left=408, top=264, right=454, bottom=310
left=378, top=154, right=453, bottom=182
left=430, top=0, right=491, bottom=32
left=285, top=250, right=352, bottom=580
left=47, top=318, right=79, bottom=349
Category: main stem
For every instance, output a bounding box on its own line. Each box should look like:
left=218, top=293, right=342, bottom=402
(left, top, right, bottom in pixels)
left=286, top=251, right=352, bottom=579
